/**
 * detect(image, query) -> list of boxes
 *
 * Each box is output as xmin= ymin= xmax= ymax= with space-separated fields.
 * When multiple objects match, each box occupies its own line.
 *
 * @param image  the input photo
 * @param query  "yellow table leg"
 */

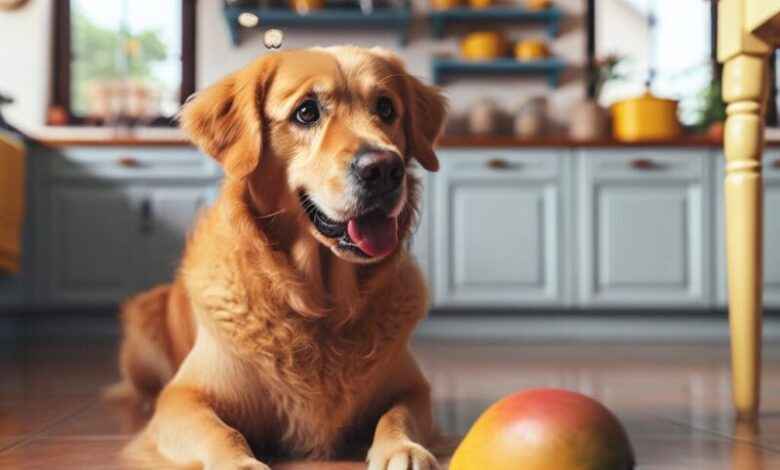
xmin=722 ymin=53 xmax=768 ymax=419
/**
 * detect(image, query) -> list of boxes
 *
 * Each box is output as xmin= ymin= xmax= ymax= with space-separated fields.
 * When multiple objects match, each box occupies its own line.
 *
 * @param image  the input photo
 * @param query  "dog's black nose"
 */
xmin=353 ymin=149 xmax=405 ymax=191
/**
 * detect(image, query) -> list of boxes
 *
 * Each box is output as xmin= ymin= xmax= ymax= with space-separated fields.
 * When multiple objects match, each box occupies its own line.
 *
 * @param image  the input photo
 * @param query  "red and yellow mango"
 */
xmin=450 ymin=388 xmax=635 ymax=470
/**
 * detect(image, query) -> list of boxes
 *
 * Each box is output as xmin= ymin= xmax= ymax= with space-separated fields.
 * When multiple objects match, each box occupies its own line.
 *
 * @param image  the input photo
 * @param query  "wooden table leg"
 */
xmin=722 ymin=53 xmax=768 ymax=419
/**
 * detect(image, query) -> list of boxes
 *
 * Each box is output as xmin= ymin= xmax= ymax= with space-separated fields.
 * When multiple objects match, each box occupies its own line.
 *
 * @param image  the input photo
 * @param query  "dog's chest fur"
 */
xmin=186 ymin=243 xmax=428 ymax=459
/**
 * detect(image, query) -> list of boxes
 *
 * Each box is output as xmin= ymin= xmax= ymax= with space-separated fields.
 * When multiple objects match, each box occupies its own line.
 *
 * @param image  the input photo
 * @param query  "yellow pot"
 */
xmin=611 ymin=92 xmax=681 ymax=142
xmin=461 ymin=32 xmax=507 ymax=60
xmin=468 ymin=0 xmax=494 ymax=9
xmin=514 ymin=40 xmax=549 ymax=61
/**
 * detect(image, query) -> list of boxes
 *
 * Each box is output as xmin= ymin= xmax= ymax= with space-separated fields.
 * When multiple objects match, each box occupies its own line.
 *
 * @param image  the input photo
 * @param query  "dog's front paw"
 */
xmin=367 ymin=440 xmax=440 ymax=470
xmin=208 ymin=456 xmax=272 ymax=470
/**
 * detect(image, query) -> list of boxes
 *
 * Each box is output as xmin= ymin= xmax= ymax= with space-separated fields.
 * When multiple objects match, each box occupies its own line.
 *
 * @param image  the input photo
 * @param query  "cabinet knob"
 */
xmin=117 ymin=156 xmax=141 ymax=168
xmin=630 ymin=158 xmax=656 ymax=170
xmin=486 ymin=158 xmax=511 ymax=169
xmin=772 ymin=159 xmax=780 ymax=169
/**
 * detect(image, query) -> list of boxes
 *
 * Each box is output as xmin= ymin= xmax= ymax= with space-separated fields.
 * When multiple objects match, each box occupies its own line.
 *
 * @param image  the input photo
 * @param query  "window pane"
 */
xmin=596 ymin=0 xmax=712 ymax=126
xmin=70 ymin=0 xmax=182 ymax=123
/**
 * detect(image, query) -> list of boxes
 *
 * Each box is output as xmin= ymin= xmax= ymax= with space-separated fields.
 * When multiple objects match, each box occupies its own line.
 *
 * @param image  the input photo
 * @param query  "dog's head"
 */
xmin=180 ymin=46 xmax=447 ymax=264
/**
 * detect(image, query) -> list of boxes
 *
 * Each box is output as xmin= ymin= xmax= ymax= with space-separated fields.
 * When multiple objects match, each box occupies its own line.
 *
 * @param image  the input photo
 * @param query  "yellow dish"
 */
xmin=514 ymin=40 xmax=549 ymax=60
xmin=611 ymin=91 xmax=681 ymax=142
xmin=461 ymin=32 xmax=507 ymax=60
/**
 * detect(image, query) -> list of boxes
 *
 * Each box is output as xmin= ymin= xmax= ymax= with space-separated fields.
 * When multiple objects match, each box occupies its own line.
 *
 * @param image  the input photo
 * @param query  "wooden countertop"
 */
xmin=436 ymin=135 xmax=736 ymax=148
xmin=28 ymin=134 xmax=780 ymax=149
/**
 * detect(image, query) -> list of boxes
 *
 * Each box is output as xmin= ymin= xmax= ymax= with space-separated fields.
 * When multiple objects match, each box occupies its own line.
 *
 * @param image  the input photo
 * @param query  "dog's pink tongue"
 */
xmin=347 ymin=213 xmax=398 ymax=258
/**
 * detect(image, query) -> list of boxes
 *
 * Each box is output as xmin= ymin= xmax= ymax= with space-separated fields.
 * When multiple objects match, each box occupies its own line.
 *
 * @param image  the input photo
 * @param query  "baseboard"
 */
xmin=0 ymin=306 xmax=119 ymax=341
xmin=415 ymin=310 xmax=780 ymax=342
xmin=4 ymin=306 xmax=780 ymax=342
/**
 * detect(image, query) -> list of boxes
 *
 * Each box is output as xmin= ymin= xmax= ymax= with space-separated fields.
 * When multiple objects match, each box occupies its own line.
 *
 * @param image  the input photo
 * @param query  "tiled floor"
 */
xmin=2 ymin=338 xmax=780 ymax=469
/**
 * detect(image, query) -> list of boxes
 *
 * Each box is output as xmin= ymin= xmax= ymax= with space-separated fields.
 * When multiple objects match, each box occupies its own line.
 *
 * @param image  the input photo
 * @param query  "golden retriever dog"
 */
xmin=108 ymin=46 xmax=447 ymax=470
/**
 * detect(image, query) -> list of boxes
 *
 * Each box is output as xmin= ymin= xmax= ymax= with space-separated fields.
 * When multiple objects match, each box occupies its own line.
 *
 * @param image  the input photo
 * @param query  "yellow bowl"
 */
xmin=514 ymin=40 xmax=549 ymax=60
xmin=611 ymin=92 xmax=681 ymax=142
xmin=461 ymin=32 xmax=507 ymax=60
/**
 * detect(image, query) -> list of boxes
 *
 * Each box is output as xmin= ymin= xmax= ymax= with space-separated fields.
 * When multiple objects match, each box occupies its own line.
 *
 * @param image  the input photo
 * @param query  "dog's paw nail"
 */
xmin=368 ymin=441 xmax=440 ymax=470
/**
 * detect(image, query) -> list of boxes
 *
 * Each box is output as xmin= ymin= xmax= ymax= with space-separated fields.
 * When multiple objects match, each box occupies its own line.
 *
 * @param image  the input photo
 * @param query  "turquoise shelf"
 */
xmin=223 ymin=6 xmax=413 ymax=46
xmin=431 ymin=57 xmax=566 ymax=86
xmin=429 ymin=7 xmax=564 ymax=38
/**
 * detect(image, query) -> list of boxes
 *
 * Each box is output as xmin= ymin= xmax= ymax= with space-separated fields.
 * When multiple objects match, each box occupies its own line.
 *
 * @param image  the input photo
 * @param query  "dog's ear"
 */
xmin=403 ymin=76 xmax=447 ymax=172
xmin=179 ymin=56 xmax=274 ymax=180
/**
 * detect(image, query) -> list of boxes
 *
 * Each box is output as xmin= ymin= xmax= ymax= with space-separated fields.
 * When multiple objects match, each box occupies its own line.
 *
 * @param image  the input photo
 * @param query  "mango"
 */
xmin=450 ymin=388 xmax=635 ymax=470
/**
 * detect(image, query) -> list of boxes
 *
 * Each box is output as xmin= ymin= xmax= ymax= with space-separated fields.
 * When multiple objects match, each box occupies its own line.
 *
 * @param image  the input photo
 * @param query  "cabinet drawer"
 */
xmin=577 ymin=150 xmax=712 ymax=307
xmin=50 ymin=147 xmax=220 ymax=180
xmin=582 ymin=149 xmax=706 ymax=180
xmin=437 ymin=148 xmax=563 ymax=179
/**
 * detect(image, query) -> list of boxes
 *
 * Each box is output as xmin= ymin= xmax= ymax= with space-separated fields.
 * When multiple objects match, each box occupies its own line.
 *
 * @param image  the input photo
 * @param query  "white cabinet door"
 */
xmin=578 ymin=150 xmax=712 ymax=307
xmin=48 ymin=186 xmax=140 ymax=303
xmin=433 ymin=150 xmax=570 ymax=307
xmin=138 ymin=185 xmax=213 ymax=288
xmin=716 ymin=151 xmax=780 ymax=307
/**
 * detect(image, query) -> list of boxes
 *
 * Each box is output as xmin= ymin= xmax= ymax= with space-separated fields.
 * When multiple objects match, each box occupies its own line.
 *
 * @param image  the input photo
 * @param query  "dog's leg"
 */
xmin=367 ymin=384 xmax=440 ymax=470
xmin=148 ymin=385 xmax=269 ymax=470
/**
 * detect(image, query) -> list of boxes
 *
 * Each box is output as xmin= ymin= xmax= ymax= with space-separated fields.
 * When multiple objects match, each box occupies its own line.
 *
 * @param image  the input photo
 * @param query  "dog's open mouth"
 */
xmin=299 ymin=193 xmax=399 ymax=259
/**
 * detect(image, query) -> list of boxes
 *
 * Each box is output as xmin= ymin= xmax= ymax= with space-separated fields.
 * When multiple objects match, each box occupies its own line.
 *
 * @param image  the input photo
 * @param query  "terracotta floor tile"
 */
xmin=0 ymin=397 xmax=92 ymax=437
xmin=0 ymin=436 xmax=130 ymax=470
xmin=3 ymin=338 xmax=780 ymax=468
xmin=631 ymin=436 xmax=780 ymax=470
xmin=42 ymin=401 xmax=152 ymax=438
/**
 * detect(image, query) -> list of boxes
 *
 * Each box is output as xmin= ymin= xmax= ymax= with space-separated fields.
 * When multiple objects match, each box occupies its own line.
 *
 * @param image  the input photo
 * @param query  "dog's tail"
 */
xmin=103 ymin=284 xmax=176 ymax=404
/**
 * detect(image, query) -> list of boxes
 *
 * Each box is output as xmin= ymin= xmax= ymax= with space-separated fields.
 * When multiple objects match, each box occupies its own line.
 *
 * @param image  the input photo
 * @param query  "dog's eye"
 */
xmin=294 ymin=100 xmax=320 ymax=125
xmin=376 ymin=97 xmax=395 ymax=122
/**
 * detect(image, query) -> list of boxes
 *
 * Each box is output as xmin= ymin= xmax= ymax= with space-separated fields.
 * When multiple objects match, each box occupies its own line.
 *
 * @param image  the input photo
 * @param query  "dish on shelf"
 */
xmin=460 ymin=31 xmax=507 ymax=60
xmin=514 ymin=39 xmax=549 ymax=60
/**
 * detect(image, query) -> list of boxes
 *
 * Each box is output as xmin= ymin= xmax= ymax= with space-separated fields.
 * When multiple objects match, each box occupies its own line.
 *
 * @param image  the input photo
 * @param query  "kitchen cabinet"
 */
xmin=431 ymin=150 xmax=571 ymax=307
xmin=576 ymin=150 xmax=712 ymax=307
xmin=36 ymin=147 xmax=220 ymax=306
xmin=716 ymin=150 xmax=780 ymax=307
xmin=48 ymin=185 xmax=140 ymax=303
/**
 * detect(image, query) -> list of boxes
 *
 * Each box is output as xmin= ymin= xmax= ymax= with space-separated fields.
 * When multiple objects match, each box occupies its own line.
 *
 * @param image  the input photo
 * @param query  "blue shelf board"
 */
xmin=432 ymin=57 xmax=566 ymax=87
xmin=224 ymin=6 xmax=413 ymax=46
xmin=429 ymin=7 xmax=564 ymax=38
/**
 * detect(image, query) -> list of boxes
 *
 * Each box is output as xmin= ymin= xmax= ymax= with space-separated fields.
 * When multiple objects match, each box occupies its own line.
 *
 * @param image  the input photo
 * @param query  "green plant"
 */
xmin=588 ymin=54 xmax=625 ymax=102
xmin=689 ymin=78 xmax=726 ymax=132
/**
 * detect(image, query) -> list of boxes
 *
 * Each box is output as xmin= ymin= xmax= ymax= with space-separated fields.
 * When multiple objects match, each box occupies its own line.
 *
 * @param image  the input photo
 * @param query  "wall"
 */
xmin=0 ymin=0 xmax=53 ymax=132
xmin=0 ymin=0 xmax=586 ymax=133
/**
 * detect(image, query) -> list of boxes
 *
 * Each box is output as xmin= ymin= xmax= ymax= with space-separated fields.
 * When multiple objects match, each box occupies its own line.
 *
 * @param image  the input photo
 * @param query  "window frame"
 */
xmin=51 ymin=0 xmax=196 ymax=127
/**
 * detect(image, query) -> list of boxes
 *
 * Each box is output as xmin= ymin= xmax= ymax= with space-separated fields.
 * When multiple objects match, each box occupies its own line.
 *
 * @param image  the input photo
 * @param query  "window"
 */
xmin=593 ymin=0 xmax=713 ymax=126
xmin=52 ymin=0 xmax=195 ymax=126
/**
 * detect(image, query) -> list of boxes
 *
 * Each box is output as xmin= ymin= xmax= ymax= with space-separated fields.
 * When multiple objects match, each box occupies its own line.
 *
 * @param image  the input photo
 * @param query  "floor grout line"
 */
xmin=0 ymin=398 xmax=97 ymax=455
xmin=645 ymin=412 xmax=780 ymax=454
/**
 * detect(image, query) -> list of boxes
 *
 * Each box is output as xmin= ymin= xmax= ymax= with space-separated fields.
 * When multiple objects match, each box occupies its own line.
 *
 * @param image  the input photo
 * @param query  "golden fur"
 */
xmin=109 ymin=46 xmax=448 ymax=470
